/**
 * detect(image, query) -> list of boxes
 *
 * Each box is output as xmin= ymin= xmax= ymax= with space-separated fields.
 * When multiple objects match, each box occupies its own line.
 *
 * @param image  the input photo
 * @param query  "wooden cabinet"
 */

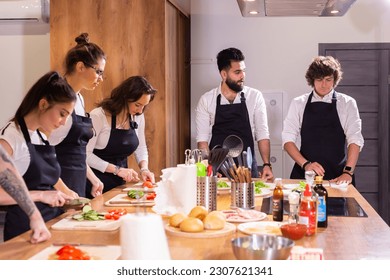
xmin=50 ymin=0 xmax=190 ymax=177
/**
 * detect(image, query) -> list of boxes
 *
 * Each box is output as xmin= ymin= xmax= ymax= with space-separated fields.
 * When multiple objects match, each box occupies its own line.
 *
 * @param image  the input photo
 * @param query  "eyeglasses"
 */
xmin=83 ymin=61 xmax=104 ymax=77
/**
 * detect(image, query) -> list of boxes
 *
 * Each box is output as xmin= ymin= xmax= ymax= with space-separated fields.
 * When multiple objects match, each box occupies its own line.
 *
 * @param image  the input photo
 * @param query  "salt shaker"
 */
xmin=288 ymin=191 xmax=300 ymax=224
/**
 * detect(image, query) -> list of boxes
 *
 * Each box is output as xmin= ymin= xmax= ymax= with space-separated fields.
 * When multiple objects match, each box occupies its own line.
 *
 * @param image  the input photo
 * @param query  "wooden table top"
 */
xmin=0 ymin=179 xmax=389 ymax=260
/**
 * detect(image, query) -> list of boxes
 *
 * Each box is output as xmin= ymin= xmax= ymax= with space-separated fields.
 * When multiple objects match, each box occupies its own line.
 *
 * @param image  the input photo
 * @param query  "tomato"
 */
xmin=146 ymin=192 xmax=156 ymax=200
xmin=55 ymin=245 xmax=91 ymax=260
xmin=105 ymin=208 xmax=127 ymax=220
xmin=143 ymin=181 xmax=154 ymax=189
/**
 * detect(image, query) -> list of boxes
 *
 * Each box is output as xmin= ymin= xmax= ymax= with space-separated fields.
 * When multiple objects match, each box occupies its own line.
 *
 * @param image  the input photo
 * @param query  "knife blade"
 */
xmin=247 ymin=147 xmax=253 ymax=170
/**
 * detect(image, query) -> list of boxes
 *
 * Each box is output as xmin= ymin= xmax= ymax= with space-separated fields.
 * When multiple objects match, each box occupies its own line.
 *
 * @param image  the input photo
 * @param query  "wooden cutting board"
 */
xmin=104 ymin=194 xmax=155 ymax=207
xmin=51 ymin=215 xmax=121 ymax=231
xmin=164 ymin=222 xmax=236 ymax=238
xmin=29 ymin=245 xmax=121 ymax=260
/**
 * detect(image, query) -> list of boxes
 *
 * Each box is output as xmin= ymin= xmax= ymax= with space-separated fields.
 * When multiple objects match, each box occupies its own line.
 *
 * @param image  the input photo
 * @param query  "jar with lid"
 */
xmin=299 ymin=184 xmax=317 ymax=236
xmin=313 ymin=175 xmax=328 ymax=228
xmin=272 ymin=178 xmax=284 ymax=222
xmin=288 ymin=191 xmax=300 ymax=224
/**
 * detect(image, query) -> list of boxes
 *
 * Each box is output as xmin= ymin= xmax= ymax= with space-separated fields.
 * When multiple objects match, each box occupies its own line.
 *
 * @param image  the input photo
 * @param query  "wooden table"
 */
xmin=0 ymin=180 xmax=389 ymax=260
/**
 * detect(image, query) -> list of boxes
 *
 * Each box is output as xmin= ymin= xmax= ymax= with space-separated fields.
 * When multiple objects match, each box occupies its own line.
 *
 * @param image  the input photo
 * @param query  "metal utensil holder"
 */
xmin=197 ymin=176 xmax=217 ymax=211
xmin=231 ymin=182 xmax=255 ymax=209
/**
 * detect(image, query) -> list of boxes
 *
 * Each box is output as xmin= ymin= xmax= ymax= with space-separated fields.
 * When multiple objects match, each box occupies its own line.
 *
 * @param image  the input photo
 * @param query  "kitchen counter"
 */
xmin=0 ymin=180 xmax=389 ymax=260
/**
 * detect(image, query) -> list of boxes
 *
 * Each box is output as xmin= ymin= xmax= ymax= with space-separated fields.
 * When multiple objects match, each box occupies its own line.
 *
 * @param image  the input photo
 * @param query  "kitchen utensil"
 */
xmin=242 ymin=151 xmax=248 ymax=168
xmin=219 ymin=163 xmax=233 ymax=180
xmin=208 ymin=147 xmax=229 ymax=175
xmin=247 ymin=147 xmax=253 ymax=170
xmin=196 ymin=176 xmax=217 ymax=211
xmin=231 ymin=234 xmax=294 ymax=260
xmin=223 ymin=135 xmax=244 ymax=158
xmin=231 ymin=182 xmax=255 ymax=209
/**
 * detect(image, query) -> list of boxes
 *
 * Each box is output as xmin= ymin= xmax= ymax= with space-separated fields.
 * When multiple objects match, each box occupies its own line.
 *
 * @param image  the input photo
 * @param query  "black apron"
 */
xmin=86 ymin=114 xmax=139 ymax=197
xmin=55 ymin=110 xmax=94 ymax=197
xmin=290 ymin=91 xmax=352 ymax=183
xmin=4 ymin=118 xmax=63 ymax=241
xmin=209 ymin=92 xmax=258 ymax=177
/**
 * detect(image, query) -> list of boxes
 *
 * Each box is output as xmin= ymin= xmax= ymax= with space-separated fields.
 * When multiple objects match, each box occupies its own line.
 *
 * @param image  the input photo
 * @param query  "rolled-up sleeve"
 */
xmin=253 ymin=92 xmax=270 ymax=141
xmin=282 ymin=96 xmax=306 ymax=148
xmin=195 ymin=93 xmax=214 ymax=143
xmin=342 ymin=97 xmax=364 ymax=150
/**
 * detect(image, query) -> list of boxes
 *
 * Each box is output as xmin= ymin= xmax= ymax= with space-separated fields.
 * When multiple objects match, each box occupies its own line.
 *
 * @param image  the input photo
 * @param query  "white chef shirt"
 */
xmin=0 ymin=122 xmax=48 ymax=175
xmin=49 ymin=93 xmax=86 ymax=145
xmin=86 ymin=107 xmax=149 ymax=173
xmin=195 ymin=84 xmax=270 ymax=143
xmin=282 ymin=90 xmax=364 ymax=150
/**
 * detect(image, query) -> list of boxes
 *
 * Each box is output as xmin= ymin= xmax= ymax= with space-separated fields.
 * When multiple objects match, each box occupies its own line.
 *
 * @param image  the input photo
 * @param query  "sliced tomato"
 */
xmin=143 ymin=181 xmax=154 ymax=189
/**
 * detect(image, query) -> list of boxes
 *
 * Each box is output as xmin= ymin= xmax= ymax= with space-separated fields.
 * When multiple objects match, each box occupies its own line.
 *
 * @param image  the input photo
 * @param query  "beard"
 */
xmin=225 ymin=77 xmax=244 ymax=92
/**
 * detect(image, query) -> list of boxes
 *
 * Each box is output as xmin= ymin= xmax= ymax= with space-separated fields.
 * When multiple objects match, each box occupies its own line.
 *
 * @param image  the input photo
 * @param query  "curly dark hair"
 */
xmin=98 ymin=76 xmax=157 ymax=116
xmin=305 ymin=56 xmax=343 ymax=87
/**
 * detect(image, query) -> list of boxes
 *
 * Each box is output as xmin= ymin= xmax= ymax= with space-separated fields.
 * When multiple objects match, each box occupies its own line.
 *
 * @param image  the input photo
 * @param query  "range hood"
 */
xmin=237 ymin=0 xmax=357 ymax=17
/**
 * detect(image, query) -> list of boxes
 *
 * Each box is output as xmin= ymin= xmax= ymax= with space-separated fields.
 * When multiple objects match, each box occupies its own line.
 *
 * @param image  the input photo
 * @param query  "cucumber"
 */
xmin=82 ymin=205 xmax=92 ymax=213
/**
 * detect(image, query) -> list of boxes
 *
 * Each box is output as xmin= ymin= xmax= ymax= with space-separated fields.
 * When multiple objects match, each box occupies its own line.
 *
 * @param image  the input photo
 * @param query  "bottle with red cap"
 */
xmin=298 ymin=184 xmax=317 ymax=236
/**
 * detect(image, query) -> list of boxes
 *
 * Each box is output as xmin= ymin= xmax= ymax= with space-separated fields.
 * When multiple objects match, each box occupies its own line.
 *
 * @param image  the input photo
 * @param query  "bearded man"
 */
xmin=195 ymin=47 xmax=273 ymax=180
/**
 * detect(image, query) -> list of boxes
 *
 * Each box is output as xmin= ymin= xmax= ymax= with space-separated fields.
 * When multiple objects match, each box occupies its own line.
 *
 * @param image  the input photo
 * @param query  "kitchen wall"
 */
xmin=0 ymin=0 xmax=390 ymax=177
xmin=190 ymin=0 xmax=390 ymax=177
xmin=0 ymin=23 xmax=50 ymax=126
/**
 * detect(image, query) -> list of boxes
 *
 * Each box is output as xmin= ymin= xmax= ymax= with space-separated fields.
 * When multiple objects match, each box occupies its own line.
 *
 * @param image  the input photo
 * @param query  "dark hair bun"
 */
xmin=75 ymin=33 xmax=90 ymax=45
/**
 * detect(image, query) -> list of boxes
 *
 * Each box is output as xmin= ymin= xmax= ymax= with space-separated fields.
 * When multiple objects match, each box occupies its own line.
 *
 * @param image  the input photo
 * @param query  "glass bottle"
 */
xmin=272 ymin=178 xmax=284 ymax=222
xmin=313 ymin=175 xmax=328 ymax=228
xmin=299 ymin=184 xmax=317 ymax=236
xmin=288 ymin=191 xmax=300 ymax=224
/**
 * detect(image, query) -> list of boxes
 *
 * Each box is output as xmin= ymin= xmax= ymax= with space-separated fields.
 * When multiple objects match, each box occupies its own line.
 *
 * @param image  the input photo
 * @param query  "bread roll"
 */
xmin=179 ymin=217 xmax=204 ymax=232
xmin=169 ymin=212 xmax=187 ymax=228
xmin=188 ymin=206 xmax=208 ymax=220
xmin=203 ymin=214 xmax=226 ymax=230
xmin=207 ymin=211 xmax=226 ymax=221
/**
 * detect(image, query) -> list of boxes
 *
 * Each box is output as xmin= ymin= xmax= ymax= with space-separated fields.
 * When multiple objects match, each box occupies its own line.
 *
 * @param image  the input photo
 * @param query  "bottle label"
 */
xmin=272 ymin=199 xmax=283 ymax=221
xmin=317 ymin=197 xmax=326 ymax=222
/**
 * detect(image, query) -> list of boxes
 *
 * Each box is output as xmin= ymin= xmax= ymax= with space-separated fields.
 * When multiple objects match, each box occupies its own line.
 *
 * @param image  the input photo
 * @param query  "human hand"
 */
xmin=117 ymin=168 xmax=139 ymax=182
xmin=90 ymin=178 xmax=104 ymax=197
xmin=304 ymin=161 xmax=325 ymax=176
xmin=332 ymin=172 xmax=352 ymax=185
xmin=140 ymin=169 xmax=155 ymax=183
xmin=260 ymin=166 xmax=274 ymax=181
xmin=39 ymin=190 xmax=74 ymax=207
xmin=28 ymin=210 xmax=51 ymax=244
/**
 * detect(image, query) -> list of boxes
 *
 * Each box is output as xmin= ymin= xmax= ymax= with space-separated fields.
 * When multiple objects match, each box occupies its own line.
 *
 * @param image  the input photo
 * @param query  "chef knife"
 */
xmin=247 ymin=147 xmax=253 ymax=170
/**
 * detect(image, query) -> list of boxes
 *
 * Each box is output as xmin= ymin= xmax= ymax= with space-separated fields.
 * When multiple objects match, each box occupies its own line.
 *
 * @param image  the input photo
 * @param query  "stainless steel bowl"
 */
xmin=231 ymin=234 xmax=294 ymax=260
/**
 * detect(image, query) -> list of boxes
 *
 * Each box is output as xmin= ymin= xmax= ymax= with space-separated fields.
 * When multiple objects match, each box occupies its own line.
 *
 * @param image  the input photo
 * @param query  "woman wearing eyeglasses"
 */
xmin=49 ymin=33 xmax=106 ymax=198
xmin=85 ymin=76 xmax=156 ymax=196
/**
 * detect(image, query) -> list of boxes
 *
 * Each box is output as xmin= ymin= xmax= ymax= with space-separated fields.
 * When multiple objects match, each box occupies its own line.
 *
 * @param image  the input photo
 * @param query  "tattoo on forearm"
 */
xmin=0 ymin=168 xmax=35 ymax=217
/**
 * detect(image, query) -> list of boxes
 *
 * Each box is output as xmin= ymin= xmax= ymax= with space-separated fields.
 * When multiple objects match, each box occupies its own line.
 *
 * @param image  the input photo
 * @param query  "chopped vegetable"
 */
xmin=105 ymin=208 xmax=128 ymax=220
xmin=292 ymin=181 xmax=307 ymax=192
xmin=254 ymin=181 xmax=271 ymax=195
xmin=127 ymin=189 xmax=144 ymax=199
xmin=72 ymin=205 xmax=105 ymax=221
xmin=54 ymin=245 xmax=91 ymax=260
xmin=142 ymin=181 xmax=154 ymax=189
xmin=217 ymin=181 xmax=230 ymax=189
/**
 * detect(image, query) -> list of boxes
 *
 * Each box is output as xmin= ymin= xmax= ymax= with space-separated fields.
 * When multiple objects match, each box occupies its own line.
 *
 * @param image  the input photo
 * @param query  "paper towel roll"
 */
xmin=169 ymin=164 xmax=197 ymax=214
xmin=120 ymin=213 xmax=171 ymax=260
xmin=153 ymin=164 xmax=197 ymax=215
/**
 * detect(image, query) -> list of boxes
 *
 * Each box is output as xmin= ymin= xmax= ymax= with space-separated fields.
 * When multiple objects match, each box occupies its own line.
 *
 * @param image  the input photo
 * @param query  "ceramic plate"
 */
xmin=237 ymin=221 xmax=283 ymax=236
xmin=29 ymin=245 xmax=121 ymax=260
xmin=222 ymin=209 xmax=267 ymax=223
xmin=254 ymin=188 xmax=272 ymax=197
xmin=283 ymin=184 xmax=300 ymax=190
